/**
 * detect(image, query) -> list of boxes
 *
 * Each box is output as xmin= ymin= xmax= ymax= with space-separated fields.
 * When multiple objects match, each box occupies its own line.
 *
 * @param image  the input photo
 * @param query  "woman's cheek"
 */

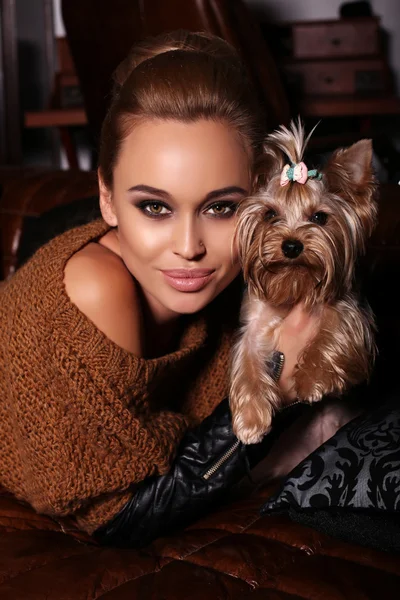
xmin=121 ymin=221 xmax=167 ymax=260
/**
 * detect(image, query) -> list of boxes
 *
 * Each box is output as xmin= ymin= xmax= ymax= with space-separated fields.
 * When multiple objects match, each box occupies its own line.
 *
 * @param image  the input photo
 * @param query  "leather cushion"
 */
xmin=1 ymin=481 xmax=400 ymax=598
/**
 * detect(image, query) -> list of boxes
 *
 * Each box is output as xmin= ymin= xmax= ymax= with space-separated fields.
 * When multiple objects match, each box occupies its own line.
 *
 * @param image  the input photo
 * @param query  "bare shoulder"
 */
xmin=64 ymin=241 xmax=142 ymax=355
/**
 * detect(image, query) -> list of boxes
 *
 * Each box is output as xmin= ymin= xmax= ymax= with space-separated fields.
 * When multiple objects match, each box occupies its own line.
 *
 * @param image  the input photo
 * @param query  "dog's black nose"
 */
xmin=282 ymin=239 xmax=304 ymax=259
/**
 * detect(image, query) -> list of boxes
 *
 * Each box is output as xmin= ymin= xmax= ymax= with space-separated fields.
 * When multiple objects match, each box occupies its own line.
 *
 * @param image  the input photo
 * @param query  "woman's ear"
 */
xmin=98 ymin=169 xmax=118 ymax=227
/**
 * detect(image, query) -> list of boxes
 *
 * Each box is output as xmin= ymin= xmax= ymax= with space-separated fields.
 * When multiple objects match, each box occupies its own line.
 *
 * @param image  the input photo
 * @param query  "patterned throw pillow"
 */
xmin=261 ymin=399 xmax=400 ymax=552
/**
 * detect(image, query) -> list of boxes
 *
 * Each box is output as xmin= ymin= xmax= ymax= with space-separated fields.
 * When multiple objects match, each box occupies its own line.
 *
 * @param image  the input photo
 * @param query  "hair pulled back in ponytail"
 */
xmin=99 ymin=30 xmax=265 ymax=189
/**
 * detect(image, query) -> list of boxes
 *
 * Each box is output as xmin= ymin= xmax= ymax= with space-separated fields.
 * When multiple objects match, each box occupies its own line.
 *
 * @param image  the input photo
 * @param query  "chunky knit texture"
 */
xmin=0 ymin=219 xmax=240 ymax=534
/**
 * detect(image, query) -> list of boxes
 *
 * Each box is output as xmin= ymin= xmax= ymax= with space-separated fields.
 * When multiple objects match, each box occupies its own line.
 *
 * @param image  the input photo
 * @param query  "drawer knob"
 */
xmin=330 ymin=37 xmax=342 ymax=46
xmin=324 ymin=76 xmax=334 ymax=84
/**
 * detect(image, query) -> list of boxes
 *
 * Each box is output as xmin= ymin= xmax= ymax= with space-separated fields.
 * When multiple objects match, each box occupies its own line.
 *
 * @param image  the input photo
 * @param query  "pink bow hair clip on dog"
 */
xmin=280 ymin=162 xmax=322 ymax=186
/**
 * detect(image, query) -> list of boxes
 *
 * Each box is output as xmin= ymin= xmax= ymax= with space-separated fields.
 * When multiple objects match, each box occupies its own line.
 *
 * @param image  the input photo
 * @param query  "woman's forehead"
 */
xmin=113 ymin=119 xmax=251 ymax=198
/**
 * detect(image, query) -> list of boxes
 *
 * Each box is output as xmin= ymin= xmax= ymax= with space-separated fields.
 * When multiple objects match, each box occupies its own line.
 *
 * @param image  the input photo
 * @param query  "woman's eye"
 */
xmin=205 ymin=202 xmax=236 ymax=217
xmin=139 ymin=201 xmax=171 ymax=217
xmin=309 ymin=211 xmax=328 ymax=225
xmin=264 ymin=209 xmax=277 ymax=220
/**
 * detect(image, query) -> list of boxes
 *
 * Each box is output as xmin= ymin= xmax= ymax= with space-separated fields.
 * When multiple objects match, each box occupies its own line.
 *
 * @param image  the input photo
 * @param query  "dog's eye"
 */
xmin=309 ymin=211 xmax=328 ymax=225
xmin=264 ymin=209 xmax=278 ymax=221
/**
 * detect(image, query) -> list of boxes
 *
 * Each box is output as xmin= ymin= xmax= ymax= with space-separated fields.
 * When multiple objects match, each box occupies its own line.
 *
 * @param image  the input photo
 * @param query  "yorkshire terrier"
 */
xmin=230 ymin=121 xmax=378 ymax=445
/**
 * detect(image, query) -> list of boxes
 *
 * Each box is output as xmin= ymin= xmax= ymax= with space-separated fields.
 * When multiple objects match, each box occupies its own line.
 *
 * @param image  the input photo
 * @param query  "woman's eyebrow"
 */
xmin=127 ymin=184 xmax=248 ymax=202
xmin=127 ymin=184 xmax=171 ymax=199
xmin=204 ymin=186 xmax=248 ymax=201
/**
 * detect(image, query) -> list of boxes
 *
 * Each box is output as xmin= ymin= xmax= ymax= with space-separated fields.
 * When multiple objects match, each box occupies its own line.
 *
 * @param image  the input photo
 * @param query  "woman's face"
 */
xmin=100 ymin=119 xmax=251 ymax=321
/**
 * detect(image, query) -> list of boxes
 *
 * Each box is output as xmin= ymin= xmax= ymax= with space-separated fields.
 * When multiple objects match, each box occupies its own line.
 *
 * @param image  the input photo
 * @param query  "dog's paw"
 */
xmin=293 ymin=368 xmax=325 ymax=403
xmin=231 ymin=393 xmax=274 ymax=445
xmin=233 ymin=414 xmax=272 ymax=445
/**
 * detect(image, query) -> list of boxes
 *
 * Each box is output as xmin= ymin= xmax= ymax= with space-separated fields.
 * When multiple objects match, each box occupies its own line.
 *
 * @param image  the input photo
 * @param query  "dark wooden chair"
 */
xmin=61 ymin=0 xmax=290 ymax=143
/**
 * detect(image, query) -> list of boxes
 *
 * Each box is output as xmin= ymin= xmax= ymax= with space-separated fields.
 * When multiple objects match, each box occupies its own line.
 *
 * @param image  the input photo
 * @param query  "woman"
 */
xmin=0 ymin=31 xmax=317 ymax=546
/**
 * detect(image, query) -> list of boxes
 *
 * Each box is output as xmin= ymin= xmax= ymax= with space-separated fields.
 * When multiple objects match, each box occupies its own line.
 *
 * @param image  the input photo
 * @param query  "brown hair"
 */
xmin=99 ymin=30 xmax=265 ymax=188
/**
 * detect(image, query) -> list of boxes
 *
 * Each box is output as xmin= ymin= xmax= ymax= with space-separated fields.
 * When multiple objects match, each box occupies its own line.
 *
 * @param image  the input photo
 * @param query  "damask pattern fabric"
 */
xmin=261 ymin=399 xmax=400 ymax=552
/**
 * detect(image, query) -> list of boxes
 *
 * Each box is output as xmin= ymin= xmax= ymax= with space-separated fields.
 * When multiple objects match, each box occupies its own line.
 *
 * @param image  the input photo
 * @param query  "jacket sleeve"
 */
xmin=92 ymin=399 xmax=305 ymax=548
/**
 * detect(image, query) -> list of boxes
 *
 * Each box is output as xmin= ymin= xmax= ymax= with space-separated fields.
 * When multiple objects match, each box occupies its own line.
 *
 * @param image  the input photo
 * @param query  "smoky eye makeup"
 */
xmin=203 ymin=200 xmax=240 ymax=218
xmin=135 ymin=199 xmax=172 ymax=218
xmin=133 ymin=198 xmax=241 ymax=220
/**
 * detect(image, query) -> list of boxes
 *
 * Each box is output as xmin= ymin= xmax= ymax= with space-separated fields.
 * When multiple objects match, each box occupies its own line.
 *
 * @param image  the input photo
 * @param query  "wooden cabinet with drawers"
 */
xmin=292 ymin=17 xmax=380 ymax=59
xmin=284 ymin=58 xmax=391 ymax=96
xmin=279 ymin=16 xmax=394 ymax=101
xmin=265 ymin=14 xmax=400 ymax=166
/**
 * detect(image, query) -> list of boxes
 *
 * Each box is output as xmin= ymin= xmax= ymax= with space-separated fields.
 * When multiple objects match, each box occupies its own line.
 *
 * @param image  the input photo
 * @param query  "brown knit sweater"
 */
xmin=0 ymin=219 xmax=240 ymax=534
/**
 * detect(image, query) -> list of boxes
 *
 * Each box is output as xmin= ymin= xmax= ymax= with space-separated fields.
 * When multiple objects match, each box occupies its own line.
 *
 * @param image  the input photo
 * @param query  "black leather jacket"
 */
xmin=93 ymin=398 xmax=305 ymax=548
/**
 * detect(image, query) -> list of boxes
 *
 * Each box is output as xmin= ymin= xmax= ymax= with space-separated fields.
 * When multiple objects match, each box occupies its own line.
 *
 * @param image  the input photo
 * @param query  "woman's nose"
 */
xmin=172 ymin=218 xmax=206 ymax=260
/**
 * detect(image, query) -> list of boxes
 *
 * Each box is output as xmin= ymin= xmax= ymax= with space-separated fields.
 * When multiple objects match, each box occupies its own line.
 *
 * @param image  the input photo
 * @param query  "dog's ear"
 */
xmin=323 ymin=139 xmax=377 ymax=239
xmin=253 ymin=145 xmax=284 ymax=190
xmin=324 ymin=139 xmax=373 ymax=191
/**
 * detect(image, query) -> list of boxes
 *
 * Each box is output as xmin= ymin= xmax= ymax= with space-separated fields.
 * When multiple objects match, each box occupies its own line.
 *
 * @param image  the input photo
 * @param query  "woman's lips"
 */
xmin=161 ymin=269 xmax=215 ymax=292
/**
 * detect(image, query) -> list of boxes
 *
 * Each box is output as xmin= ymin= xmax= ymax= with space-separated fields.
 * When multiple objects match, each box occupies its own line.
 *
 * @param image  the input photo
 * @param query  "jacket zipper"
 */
xmin=272 ymin=352 xmax=285 ymax=382
xmin=202 ymin=439 xmax=240 ymax=480
xmin=280 ymin=398 xmax=303 ymax=411
xmin=201 ymin=398 xmax=304 ymax=480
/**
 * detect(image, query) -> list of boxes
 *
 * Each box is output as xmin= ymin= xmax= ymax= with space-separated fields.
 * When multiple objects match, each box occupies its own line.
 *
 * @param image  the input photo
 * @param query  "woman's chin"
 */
xmin=167 ymin=296 xmax=212 ymax=315
xmin=164 ymin=288 xmax=217 ymax=315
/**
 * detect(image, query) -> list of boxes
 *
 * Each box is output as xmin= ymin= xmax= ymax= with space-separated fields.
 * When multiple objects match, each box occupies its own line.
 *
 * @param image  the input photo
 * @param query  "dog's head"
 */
xmin=236 ymin=121 xmax=377 ymax=307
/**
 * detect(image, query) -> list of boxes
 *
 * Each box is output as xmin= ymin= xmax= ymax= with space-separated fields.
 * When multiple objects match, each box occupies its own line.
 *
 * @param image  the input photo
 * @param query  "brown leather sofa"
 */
xmin=1 ymin=168 xmax=400 ymax=598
